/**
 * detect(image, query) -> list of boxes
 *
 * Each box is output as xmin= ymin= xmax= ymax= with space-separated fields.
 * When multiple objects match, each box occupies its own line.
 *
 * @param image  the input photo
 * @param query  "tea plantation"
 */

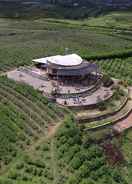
xmin=0 ymin=11 xmax=132 ymax=184
xmin=0 ymin=76 xmax=68 ymax=168
xmin=0 ymin=117 xmax=129 ymax=184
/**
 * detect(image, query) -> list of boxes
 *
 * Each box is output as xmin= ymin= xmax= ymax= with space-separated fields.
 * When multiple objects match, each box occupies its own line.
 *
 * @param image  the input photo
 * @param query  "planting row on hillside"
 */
xmin=95 ymin=57 xmax=132 ymax=85
xmin=0 ymin=17 xmax=132 ymax=72
xmin=0 ymin=76 xmax=68 ymax=168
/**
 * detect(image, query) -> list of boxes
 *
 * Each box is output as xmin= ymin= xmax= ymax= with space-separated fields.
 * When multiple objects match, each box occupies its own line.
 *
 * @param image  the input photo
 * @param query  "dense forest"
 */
xmin=0 ymin=0 xmax=132 ymax=18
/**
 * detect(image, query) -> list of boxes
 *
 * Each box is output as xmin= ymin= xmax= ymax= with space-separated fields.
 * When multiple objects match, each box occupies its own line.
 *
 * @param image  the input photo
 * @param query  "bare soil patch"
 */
xmin=113 ymin=112 xmax=132 ymax=132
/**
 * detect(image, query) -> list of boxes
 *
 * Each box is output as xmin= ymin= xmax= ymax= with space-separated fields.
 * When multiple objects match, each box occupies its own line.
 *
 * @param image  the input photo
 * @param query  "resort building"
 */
xmin=33 ymin=54 xmax=99 ymax=83
xmin=7 ymin=53 xmax=113 ymax=108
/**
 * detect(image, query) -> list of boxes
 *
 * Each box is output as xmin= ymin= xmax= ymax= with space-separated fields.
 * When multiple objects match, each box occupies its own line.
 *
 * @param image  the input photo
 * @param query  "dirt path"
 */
xmin=47 ymin=123 xmax=61 ymax=138
xmin=0 ymin=121 xmax=62 ymax=176
xmin=27 ymin=122 xmax=62 ymax=153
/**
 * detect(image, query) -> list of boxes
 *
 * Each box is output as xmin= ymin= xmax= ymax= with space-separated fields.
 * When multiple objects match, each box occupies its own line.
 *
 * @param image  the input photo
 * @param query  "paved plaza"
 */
xmin=56 ymin=86 xmax=113 ymax=107
xmin=7 ymin=67 xmax=114 ymax=107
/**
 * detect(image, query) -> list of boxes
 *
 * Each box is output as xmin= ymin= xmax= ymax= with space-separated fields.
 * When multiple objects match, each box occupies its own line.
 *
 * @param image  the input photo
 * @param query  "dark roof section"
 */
xmin=55 ymin=62 xmax=99 ymax=76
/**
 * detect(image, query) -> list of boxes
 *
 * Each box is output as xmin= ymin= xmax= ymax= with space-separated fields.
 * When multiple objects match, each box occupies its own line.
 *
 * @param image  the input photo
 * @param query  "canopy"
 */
xmin=33 ymin=54 xmax=83 ymax=66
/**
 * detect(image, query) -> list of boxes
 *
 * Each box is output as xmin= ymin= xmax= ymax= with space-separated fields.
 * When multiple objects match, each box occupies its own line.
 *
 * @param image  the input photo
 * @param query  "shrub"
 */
xmin=102 ymin=74 xmax=113 ymax=87
xmin=98 ymin=102 xmax=107 ymax=111
xmin=70 ymin=156 xmax=82 ymax=170
xmin=15 ymin=162 xmax=24 ymax=170
xmin=80 ymin=178 xmax=95 ymax=184
xmin=112 ymin=169 xmax=124 ymax=183
xmin=0 ymin=179 xmax=13 ymax=184
xmin=66 ymin=175 xmax=79 ymax=184
xmin=8 ymin=170 xmax=18 ymax=180
xmin=22 ymin=173 xmax=31 ymax=181
xmin=42 ymin=144 xmax=49 ymax=151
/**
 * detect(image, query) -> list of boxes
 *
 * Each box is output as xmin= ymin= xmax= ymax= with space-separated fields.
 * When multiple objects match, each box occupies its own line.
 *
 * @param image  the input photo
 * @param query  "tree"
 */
xmin=77 ymin=164 xmax=90 ymax=178
xmin=102 ymin=74 xmax=113 ymax=87
xmin=82 ymin=134 xmax=94 ymax=148
xmin=70 ymin=156 xmax=82 ymax=170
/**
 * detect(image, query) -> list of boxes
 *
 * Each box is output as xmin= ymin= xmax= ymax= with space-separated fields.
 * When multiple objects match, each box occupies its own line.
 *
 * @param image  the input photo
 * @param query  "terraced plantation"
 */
xmin=0 ymin=11 xmax=132 ymax=184
xmin=0 ymin=76 xmax=69 ymax=168
xmin=0 ymin=16 xmax=132 ymax=73
xmin=96 ymin=57 xmax=132 ymax=85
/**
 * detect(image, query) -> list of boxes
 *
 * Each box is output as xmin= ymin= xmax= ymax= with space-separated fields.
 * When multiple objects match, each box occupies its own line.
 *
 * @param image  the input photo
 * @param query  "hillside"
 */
xmin=0 ymin=76 xmax=69 ymax=169
xmin=0 ymin=11 xmax=132 ymax=184
xmin=0 ymin=116 xmax=131 ymax=184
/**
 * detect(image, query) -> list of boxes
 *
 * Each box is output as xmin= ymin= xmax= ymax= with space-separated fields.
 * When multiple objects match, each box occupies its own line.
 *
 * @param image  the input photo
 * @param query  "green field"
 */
xmin=86 ymin=11 xmax=132 ymax=29
xmin=0 ymin=16 xmax=132 ymax=70
xmin=0 ymin=16 xmax=132 ymax=84
xmin=0 ymin=11 xmax=132 ymax=184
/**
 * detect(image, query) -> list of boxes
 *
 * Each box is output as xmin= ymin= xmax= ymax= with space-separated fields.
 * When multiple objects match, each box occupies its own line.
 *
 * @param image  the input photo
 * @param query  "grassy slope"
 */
xmin=45 ymin=10 xmax=132 ymax=30
xmin=86 ymin=11 xmax=132 ymax=29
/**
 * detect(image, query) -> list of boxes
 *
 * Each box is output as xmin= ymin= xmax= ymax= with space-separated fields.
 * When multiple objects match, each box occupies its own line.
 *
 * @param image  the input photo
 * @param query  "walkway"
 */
xmin=84 ymin=87 xmax=132 ymax=130
xmin=113 ymin=87 xmax=132 ymax=133
xmin=113 ymin=112 xmax=132 ymax=132
xmin=57 ymin=86 xmax=113 ymax=107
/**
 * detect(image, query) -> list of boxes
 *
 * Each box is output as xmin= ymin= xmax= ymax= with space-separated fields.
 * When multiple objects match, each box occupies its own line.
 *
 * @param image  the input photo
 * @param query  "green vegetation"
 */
xmin=0 ymin=16 xmax=131 ymax=73
xmin=0 ymin=11 xmax=132 ymax=184
xmin=0 ymin=1 xmax=107 ymax=19
xmin=0 ymin=117 xmax=128 ymax=184
xmin=86 ymin=11 xmax=132 ymax=30
xmin=0 ymin=76 xmax=68 ymax=167
xmin=84 ymin=88 xmax=130 ymax=130
xmin=96 ymin=57 xmax=132 ymax=85
xmin=0 ymin=15 xmax=131 ymax=84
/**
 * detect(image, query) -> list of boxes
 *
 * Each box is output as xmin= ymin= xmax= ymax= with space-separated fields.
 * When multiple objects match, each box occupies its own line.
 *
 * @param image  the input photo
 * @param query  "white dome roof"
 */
xmin=48 ymin=54 xmax=83 ymax=66
xmin=33 ymin=54 xmax=83 ymax=66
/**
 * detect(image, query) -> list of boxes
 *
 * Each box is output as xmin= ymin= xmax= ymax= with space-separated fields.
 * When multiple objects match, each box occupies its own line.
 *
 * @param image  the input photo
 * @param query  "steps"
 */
xmin=113 ymin=87 xmax=132 ymax=132
xmin=56 ymin=79 xmax=102 ymax=99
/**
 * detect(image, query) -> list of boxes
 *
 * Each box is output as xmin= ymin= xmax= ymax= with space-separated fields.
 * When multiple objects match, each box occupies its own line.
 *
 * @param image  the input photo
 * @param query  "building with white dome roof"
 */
xmin=33 ymin=54 xmax=99 ymax=80
xmin=7 ymin=53 xmax=115 ymax=109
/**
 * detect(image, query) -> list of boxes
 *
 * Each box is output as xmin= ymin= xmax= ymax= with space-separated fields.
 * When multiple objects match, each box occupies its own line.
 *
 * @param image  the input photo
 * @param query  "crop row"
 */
xmin=0 ymin=77 xmax=68 ymax=167
xmin=96 ymin=57 xmax=132 ymax=85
